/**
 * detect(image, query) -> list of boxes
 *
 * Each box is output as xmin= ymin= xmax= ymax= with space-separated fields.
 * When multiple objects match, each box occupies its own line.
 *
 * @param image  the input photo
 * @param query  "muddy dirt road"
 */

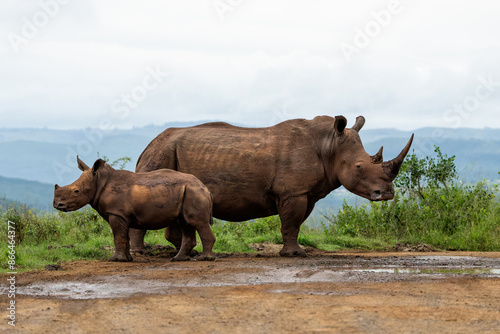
xmin=2 ymin=247 xmax=500 ymax=333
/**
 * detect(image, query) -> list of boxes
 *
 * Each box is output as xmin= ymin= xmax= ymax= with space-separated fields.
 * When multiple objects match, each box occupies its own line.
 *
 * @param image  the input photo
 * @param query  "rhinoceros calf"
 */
xmin=53 ymin=156 xmax=216 ymax=262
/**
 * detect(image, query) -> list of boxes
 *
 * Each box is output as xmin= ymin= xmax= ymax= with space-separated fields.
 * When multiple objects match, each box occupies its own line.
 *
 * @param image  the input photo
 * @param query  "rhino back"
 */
xmin=136 ymin=118 xmax=335 ymax=221
xmin=103 ymin=169 xmax=204 ymax=229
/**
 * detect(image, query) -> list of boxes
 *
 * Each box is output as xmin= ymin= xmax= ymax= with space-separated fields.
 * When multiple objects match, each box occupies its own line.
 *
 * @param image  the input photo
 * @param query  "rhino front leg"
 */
xmin=278 ymin=196 xmax=311 ymax=257
xmin=108 ymin=215 xmax=133 ymax=262
xmin=129 ymin=228 xmax=148 ymax=253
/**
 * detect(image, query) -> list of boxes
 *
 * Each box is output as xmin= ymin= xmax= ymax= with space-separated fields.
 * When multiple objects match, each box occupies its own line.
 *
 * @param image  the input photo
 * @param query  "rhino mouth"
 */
xmin=370 ymin=190 xmax=394 ymax=201
xmin=54 ymin=201 xmax=68 ymax=212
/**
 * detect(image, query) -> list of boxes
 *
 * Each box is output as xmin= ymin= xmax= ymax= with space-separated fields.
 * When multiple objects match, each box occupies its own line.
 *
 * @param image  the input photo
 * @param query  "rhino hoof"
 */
xmin=171 ymin=255 xmax=191 ymax=262
xmin=279 ymin=248 xmax=307 ymax=257
xmin=189 ymin=249 xmax=200 ymax=257
xmin=108 ymin=254 xmax=133 ymax=262
xmin=195 ymin=254 xmax=216 ymax=261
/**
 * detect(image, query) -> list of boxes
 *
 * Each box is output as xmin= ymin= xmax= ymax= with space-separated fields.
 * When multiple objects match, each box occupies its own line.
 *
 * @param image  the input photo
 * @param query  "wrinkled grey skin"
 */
xmin=130 ymin=115 xmax=413 ymax=257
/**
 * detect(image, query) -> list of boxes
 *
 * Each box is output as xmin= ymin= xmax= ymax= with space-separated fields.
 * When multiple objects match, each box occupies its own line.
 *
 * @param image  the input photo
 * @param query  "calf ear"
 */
xmin=91 ymin=159 xmax=106 ymax=175
xmin=77 ymin=156 xmax=90 ymax=171
xmin=334 ymin=115 xmax=347 ymax=135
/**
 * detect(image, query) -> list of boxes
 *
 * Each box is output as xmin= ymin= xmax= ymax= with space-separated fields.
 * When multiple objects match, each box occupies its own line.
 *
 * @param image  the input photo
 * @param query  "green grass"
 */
xmin=323 ymin=181 xmax=500 ymax=251
xmin=0 ymin=205 xmax=115 ymax=273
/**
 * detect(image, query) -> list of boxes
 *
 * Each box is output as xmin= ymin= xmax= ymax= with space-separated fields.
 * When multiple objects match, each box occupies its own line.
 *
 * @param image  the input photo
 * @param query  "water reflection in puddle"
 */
xmin=354 ymin=268 xmax=500 ymax=275
xmin=13 ymin=266 xmax=500 ymax=300
xmin=8 ymin=255 xmax=500 ymax=300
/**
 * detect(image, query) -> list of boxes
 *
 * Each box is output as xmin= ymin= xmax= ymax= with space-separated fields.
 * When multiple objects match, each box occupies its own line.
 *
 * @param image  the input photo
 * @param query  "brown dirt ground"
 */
xmin=1 ymin=248 xmax=500 ymax=334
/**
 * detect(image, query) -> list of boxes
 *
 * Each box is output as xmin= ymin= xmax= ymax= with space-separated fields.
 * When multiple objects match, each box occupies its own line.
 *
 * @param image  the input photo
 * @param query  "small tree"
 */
xmin=96 ymin=153 xmax=132 ymax=170
xmin=394 ymin=146 xmax=457 ymax=199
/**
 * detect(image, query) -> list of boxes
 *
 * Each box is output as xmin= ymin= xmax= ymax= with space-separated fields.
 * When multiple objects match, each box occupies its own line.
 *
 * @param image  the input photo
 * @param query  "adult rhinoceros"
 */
xmin=130 ymin=115 xmax=413 ymax=257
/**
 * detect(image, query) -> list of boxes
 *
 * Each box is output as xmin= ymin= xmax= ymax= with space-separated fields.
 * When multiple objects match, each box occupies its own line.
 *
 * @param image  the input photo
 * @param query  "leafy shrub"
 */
xmin=325 ymin=147 xmax=500 ymax=250
xmin=1 ymin=203 xmax=60 ymax=244
xmin=59 ymin=207 xmax=111 ymax=242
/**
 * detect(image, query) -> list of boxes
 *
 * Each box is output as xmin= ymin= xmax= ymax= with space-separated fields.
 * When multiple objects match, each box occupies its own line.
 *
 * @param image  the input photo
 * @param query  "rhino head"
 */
xmin=53 ymin=156 xmax=107 ymax=212
xmin=332 ymin=116 xmax=414 ymax=201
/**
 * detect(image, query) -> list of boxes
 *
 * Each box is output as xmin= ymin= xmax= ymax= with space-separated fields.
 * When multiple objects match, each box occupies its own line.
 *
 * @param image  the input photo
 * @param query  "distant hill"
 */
xmin=0 ymin=175 xmax=54 ymax=210
xmin=0 ymin=121 xmax=499 ymax=215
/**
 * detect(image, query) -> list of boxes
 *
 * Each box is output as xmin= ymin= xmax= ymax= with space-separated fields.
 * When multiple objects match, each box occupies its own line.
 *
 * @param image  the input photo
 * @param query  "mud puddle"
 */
xmin=12 ymin=254 xmax=500 ymax=299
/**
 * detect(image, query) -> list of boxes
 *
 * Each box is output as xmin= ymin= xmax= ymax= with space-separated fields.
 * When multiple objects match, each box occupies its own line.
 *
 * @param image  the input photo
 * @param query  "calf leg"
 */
xmin=167 ymin=221 xmax=199 ymax=257
xmin=171 ymin=222 xmax=197 ymax=261
xmin=130 ymin=224 xmax=186 ymax=254
xmin=164 ymin=224 xmax=182 ymax=249
xmin=182 ymin=188 xmax=216 ymax=261
xmin=108 ymin=215 xmax=133 ymax=262
xmin=278 ymin=196 xmax=311 ymax=257
xmin=187 ymin=219 xmax=216 ymax=261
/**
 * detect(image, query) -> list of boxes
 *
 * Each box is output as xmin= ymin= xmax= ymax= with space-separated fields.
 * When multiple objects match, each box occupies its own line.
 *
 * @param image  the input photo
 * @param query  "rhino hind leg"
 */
xmin=278 ymin=196 xmax=312 ymax=257
xmin=171 ymin=222 xmax=197 ymax=261
xmin=164 ymin=224 xmax=183 ymax=250
xmin=191 ymin=221 xmax=216 ymax=261
xmin=165 ymin=222 xmax=200 ymax=257
xmin=179 ymin=188 xmax=216 ymax=261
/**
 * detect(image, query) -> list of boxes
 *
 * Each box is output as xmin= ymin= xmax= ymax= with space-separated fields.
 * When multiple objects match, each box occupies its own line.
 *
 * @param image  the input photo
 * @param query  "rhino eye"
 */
xmin=74 ymin=189 xmax=80 ymax=194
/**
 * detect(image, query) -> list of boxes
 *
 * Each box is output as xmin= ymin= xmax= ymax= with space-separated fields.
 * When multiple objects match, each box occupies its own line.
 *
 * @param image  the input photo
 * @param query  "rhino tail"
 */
xmin=209 ymin=192 xmax=214 ymax=226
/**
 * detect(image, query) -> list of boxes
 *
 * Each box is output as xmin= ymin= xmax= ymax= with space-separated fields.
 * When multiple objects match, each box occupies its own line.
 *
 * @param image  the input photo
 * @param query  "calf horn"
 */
xmin=370 ymin=146 xmax=384 ymax=164
xmin=382 ymin=134 xmax=414 ymax=179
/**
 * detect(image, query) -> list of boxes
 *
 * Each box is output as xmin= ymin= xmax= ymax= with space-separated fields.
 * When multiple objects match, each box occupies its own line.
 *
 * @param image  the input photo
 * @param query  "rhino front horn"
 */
xmin=382 ymin=134 xmax=414 ymax=180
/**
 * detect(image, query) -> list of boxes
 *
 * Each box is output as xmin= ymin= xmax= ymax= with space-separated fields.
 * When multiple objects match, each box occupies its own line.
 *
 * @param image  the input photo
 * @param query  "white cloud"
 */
xmin=1 ymin=0 xmax=500 ymax=130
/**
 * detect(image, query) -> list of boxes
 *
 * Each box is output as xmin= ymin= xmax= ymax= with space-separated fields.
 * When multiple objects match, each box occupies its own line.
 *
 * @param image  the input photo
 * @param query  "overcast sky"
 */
xmin=1 ymin=0 xmax=499 ymax=130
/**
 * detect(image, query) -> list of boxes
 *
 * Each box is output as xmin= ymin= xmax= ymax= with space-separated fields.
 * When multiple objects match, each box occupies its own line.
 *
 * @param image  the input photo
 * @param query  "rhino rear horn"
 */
xmin=352 ymin=116 xmax=365 ymax=132
xmin=382 ymin=134 xmax=414 ymax=179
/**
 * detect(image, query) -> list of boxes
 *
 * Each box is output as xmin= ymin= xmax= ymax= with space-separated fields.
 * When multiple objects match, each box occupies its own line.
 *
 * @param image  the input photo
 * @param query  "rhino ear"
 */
xmin=54 ymin=184 xmax=60 ymax=190
xmin=333 ymin=116 xmax=347 ymax=135
xmin=91 ymin=159 xmax=106 ymax=175
xmin=77 ymin=156 xmax=90 ymax=171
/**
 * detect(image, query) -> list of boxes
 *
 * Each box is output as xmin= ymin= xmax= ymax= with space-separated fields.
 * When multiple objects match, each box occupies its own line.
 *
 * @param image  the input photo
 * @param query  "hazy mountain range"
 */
xmin=1 ymin=121 xmax=499 ymax=218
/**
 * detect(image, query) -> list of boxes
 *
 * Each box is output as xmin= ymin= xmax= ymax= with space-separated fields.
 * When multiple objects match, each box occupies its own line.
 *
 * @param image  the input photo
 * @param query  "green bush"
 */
xmin=324 ymin=147 xmax=500 ymax=251
xmin=1 ymin=203 xmax=60 ymax=245
xmin=0 ymin=203 xmax=114 ymax=271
